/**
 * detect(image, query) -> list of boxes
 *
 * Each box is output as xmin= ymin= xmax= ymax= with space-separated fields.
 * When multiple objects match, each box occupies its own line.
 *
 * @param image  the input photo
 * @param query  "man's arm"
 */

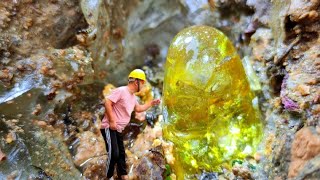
xmin=134 ymin=99 xmax=161 ymax=113
xmin=105 ymin=99 xmax=117 ymax=130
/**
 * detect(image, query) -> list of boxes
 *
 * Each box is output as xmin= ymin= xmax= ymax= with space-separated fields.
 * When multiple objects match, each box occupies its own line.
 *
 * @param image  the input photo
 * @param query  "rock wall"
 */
xmin=249 ymin=0 xmax=320 ymax=179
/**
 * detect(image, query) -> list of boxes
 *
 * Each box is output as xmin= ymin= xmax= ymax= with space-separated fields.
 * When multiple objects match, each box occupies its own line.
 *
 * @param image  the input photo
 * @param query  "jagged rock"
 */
xmin=74 ymin=131 xmax=107 ymax=179
xmin=287 ymin=0 xmax=320 ymax=23
xmin=125 ymin=121 xmax=166 ymax=179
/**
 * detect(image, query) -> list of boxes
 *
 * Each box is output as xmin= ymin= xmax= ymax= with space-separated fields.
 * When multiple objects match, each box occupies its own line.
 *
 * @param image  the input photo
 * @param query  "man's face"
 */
xmin=136 ymin=79 xmax=146 ymax=91
xmin=139 ymin=80 xmax=145 ymax=86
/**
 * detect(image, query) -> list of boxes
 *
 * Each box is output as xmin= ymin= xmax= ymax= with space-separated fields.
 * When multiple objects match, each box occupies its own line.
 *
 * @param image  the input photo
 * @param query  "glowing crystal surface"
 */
xmin=162 ymin=26 xmax=263 ymax=178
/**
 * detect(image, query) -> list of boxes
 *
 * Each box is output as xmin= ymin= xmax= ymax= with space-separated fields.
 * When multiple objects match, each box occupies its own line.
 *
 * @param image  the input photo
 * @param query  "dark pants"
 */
xmin=101 ymin=129 xmax=127 ymax=178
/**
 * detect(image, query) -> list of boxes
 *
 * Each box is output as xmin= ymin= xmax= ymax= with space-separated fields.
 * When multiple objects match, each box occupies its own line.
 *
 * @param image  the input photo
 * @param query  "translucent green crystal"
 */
xmin=163 ymin=26 xmax=263 ymax=178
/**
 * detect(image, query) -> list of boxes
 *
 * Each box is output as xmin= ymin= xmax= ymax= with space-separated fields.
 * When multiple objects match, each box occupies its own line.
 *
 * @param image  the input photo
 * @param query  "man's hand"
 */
xmin=109 ymin=120 xmax=117 ymax=130
xmin=151 ymin=99 xmax=161 ymax=106
xmin=135 ymin=99 xmax=161 ymax=112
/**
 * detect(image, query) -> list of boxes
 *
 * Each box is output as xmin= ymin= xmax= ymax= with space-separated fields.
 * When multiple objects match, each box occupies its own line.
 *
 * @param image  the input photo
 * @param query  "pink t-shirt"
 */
xmin=101 ymin=86 xmax=138 ymax=132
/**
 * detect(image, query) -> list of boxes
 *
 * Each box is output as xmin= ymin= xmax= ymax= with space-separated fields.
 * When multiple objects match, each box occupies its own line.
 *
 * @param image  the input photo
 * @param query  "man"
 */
xmin=100 ymin=69 xmax=161 ymax=179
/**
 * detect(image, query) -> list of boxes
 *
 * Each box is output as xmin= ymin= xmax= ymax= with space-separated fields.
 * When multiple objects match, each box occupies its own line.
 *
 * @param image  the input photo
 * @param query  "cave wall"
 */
xmin=0 ymin=0 xmax=319 ymax=179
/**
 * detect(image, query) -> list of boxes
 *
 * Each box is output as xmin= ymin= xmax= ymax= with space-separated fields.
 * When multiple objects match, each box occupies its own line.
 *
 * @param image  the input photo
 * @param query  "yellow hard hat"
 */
xmin=128 ymin=69 xmax=146 ymax=81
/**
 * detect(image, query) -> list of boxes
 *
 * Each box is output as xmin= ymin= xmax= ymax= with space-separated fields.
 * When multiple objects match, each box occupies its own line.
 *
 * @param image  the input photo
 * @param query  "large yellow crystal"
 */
xmin=163 ymin=26 xmax=263 ymax=178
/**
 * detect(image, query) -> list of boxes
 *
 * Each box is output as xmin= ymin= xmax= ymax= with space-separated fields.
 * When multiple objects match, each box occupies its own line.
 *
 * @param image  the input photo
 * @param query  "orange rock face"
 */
xmin=288 ymin=127 xmax=320 ymax=178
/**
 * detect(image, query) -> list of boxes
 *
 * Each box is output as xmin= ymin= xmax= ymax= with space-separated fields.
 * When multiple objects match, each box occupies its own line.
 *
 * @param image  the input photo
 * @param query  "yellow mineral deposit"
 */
xmin=135 ymin=82 xmax=154 ymax=103
xmin=163 ymin=25 xmax=263 ymax=178
xmin=102 ymin=84 xmax=116 ymax=99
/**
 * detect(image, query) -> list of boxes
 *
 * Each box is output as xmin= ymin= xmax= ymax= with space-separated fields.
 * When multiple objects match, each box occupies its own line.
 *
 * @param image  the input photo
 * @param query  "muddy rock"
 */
xmin=287 ymin=0 xmax=320 ymax=23
xmin=133 ymin=148 xmax=166 ymax=179
xmin=247 ymin=0 xmax=320 ymax=179
xmin=288 ymin=127 xmax=320 ymax=178
xmin=0 ymin=0 xmax=87 ymax=53
xmin=73 ymin=131 xmax=105 ymax=167
xmin=232 ymin=165 xmax=253 ymax=179
xmin=126 ymin=121 xmax=167 ymax=179
xmin=74 ymin=131 xmax=107 ymax=178
xmin=280 ymin=40 xmax=320 ymax=125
